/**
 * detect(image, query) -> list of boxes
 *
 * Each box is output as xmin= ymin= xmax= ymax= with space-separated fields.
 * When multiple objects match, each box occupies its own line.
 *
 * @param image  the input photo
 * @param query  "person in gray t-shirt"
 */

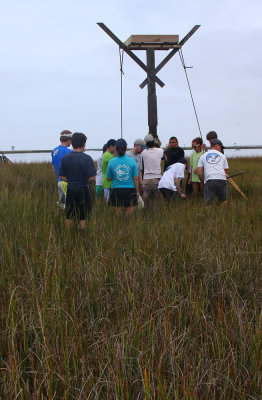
xmin=126 ymin=138 xmax=146 ymax=194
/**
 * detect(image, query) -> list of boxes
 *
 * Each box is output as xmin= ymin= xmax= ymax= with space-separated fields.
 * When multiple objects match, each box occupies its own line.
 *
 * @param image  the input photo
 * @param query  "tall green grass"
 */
xmin=0 ymin=159 xmax=261 ymax=399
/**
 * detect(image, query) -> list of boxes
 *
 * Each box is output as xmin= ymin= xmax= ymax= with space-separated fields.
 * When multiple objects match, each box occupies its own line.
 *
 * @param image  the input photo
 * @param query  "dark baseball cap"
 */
xmin=211 ymin=139 xmax=224 ymax=148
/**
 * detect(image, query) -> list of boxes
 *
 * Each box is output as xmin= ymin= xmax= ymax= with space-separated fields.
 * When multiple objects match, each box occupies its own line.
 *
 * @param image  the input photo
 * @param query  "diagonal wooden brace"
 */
xmin=139 ymin=25 xmax=200 ymax=89
xmin=97 ymin=23 xmax=165 ymax=88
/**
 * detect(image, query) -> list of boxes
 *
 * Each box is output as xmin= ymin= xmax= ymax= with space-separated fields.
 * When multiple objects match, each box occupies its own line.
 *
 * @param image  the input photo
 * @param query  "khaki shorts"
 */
xmin=142 ymin=178 xmax=160 ymax=203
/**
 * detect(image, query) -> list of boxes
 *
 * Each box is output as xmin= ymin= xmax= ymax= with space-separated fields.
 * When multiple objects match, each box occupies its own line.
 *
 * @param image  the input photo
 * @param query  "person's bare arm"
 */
xmin=174 ymin=178 xmax=186 ymax=199
xmin=198 ymin=166 xmax=204 ymax=182
xmin=138 ymin=170 xmax=143 ymax=195
xmin=133 ymin=176 xmax=140 ymax=198
xmin=88 ymin=176 xmax=96 ymax=183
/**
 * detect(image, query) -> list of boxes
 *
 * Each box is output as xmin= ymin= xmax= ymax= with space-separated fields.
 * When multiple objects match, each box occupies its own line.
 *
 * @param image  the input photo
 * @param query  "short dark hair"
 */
xmin=106 ymin=139 xmax=116 ymax=148
xmin=206 ymin=131 xmax=217 ymax=141
xmin=71 ymin=132 xmax=87 ymax=149
xmin=146 ymin=140 xmax=155 ymax=148
xmin=102 ymin=144 xmax=107 ymax=153
xmin=169 ymin=136 xmax=178 ymax=141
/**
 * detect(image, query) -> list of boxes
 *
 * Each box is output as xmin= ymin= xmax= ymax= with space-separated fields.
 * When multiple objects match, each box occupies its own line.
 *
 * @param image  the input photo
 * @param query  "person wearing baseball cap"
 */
xmin=141 ymin=134 xmax=164 ymax=205
xmin=51 ymin=130 xmax=72 ymax=208
xmin=210 ymin=138 xmax=224 ymax=153
xmin=106 ymin=139 xmax=139 ymax=215
xmin=126 ymin=138 xmax=146 ymax=195
xmin=198 ymin=139 xmax=228 ymax=206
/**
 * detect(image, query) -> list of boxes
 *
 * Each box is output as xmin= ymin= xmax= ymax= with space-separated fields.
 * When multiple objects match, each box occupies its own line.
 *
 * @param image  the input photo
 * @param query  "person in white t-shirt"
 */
xmin=141 ymin=134 xmax=164 ymax=204
xmin=198 ymin=139 xmax=228 ymax=206
xmin=158 ymin=158 xmax=187 ymax=201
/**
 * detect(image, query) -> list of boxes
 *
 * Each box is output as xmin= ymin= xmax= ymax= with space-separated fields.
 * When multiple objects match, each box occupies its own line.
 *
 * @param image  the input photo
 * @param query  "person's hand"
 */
xmin=193 ymin=167 xmax=198 ymax=174
xmin=180 ymin=193 xmax=186 ymax=199
xmin=188 ymin=179 xmax=191 ymax=185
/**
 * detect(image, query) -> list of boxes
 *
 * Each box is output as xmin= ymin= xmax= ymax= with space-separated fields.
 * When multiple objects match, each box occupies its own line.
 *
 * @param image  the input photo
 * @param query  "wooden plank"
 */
xmin=97 ymin=23 xmax=165 ymax=88
xmin=125 ymin=34 xmax=179 ymax=46
xmin=139 ymin=25 xmax=200 ymax=89
xmin=127 ymin=45 xmax=180 ymax=50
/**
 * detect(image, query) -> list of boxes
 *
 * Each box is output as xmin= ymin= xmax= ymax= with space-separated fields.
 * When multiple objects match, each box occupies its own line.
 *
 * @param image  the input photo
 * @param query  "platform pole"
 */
xmin=146 ymin=49 xmax=158 ymax=138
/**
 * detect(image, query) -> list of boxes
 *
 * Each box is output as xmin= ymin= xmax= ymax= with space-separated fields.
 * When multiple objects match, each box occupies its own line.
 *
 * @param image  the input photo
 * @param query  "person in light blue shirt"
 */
xmin=107 ymin=139 xmax=139 ymax=215
xmin=51 ymin=130 xmax=72 ymax=208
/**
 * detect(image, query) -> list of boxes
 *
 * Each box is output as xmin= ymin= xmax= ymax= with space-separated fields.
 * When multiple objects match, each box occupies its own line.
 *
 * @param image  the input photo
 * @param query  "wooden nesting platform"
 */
xmin=124 ymin=34 xmax=180 ymax=50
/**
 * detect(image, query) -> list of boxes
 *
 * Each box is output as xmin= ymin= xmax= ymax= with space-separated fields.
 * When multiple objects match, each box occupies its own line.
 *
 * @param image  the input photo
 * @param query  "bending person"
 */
xmin=107 ymin=139 xmax=139 ymax=215
xmin=158 ymin=158 xmax=188 ymax=201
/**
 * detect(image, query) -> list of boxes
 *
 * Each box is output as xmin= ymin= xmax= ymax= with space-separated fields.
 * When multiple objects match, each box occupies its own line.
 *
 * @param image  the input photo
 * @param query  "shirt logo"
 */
xmin=115 ymin=164 xmax=130 ymax=181
xmin=206 ymin=153 xmax=221 ymax=164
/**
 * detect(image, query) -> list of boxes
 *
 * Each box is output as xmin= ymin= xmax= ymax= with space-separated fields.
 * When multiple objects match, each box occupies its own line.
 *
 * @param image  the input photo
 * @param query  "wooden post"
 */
xmin=146 ymin=49 xmax=158 ymax=137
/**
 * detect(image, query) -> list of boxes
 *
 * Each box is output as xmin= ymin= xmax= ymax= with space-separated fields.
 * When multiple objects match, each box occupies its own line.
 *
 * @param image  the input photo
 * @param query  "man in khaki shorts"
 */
xmin=141 ymin=134 xmax=164 ymax=205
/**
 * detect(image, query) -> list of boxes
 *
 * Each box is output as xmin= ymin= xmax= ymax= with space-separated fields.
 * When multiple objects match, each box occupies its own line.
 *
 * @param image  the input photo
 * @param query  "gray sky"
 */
xmin=0 ymin=0 xmax=261 ymax=152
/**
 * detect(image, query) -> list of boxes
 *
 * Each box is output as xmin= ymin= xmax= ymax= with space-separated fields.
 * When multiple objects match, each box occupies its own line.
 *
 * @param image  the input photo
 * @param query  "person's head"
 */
xmin=60 ymin=130 xmax=72 ymax=146
xmin=116 ymin=138 xmax=127 ymax=157
xmin=154 ymin=137 xmax=162 ymax=148
xmin=206 ymin=131 xmax=217 ymax=143
xmin=102 ymin=143 xmax=107 ymax=153
xmin=144 ymin=134 xmax=155 ymax=148
xmin=178 ymin=157 xmax=188 ymax=170
xmin=210 ymin=139 xmax=224 ymax=153
xmin=168 ymin=136 xmax=178 ymax=148
xmin=192 ymin=136 xmax=203 ymax=153
xmin=133 ymin=138 xmax=146 ymax=154
xmin=71 ymin=132 xmax=87 ymax=150
xmin=106 ymin=139 xmax=116 ymax=154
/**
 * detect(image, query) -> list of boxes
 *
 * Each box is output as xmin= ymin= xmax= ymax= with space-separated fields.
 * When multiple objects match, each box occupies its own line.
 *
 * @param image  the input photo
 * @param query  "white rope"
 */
xmin=179 ymin=49 xmax=202 ymax=140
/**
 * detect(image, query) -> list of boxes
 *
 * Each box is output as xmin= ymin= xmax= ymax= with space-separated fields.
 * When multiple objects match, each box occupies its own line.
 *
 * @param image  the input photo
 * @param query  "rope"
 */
xmin=178 ymin=49 xmax=202 ymax=140
xmin=119 ymin=48 xmax=124 ymax=138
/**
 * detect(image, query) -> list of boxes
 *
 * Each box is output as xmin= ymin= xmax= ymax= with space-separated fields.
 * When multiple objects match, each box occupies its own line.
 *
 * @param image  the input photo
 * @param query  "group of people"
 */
xmin=51 ymin=130 xmax=228 ymax=228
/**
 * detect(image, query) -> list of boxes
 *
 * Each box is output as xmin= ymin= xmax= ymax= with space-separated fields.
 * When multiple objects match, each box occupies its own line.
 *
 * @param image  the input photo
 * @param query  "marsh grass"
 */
xmin=0 ymin=159 xmax=262 ymax=399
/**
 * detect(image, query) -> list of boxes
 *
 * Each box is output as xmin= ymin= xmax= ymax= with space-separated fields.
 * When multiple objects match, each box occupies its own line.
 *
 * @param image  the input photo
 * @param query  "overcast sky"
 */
xmin=0 ymin=0 xmax=261 ymax=152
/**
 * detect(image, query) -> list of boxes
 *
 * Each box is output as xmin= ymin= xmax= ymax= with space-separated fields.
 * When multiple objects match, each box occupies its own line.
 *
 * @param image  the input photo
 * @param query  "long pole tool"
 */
xmin=227 ymin=176 xmax=248 ymax=200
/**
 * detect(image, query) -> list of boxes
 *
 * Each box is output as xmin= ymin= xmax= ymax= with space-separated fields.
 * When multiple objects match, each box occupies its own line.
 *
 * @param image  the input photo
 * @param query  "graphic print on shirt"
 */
xmin=115 ymin=164 xmax=130 ymax=181
xmin=206 ymin=153 xmax=221 ymax=164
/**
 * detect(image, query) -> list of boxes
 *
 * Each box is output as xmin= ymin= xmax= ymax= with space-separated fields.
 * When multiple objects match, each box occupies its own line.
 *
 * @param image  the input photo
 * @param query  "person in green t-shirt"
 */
xmin=102 ymin=139 xmax=116 ymax=202
xmin=189 ymin=137 xmax=204 ymax=197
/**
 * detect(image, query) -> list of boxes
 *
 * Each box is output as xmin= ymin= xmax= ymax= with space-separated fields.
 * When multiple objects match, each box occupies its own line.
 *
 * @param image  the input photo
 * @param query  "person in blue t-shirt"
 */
xmin=51 ymin=130 xmax=72 ymax=208
xmin=107 ymin=139 xmax=139 ymax=215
